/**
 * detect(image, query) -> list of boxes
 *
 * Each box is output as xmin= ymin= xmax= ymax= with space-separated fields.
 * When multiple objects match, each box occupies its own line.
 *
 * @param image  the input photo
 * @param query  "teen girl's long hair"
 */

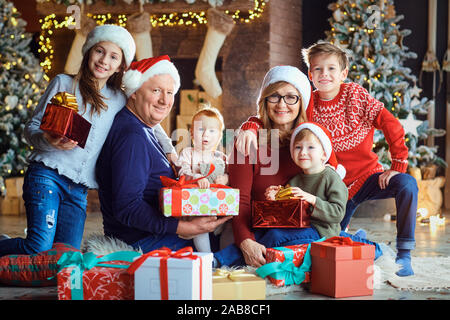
xmin=74 ymin=46 xmax=127 ymax=117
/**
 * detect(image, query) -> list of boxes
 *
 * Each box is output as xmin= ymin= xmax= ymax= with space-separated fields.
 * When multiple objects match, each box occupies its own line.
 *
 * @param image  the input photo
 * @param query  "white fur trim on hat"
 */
xmin=290 ymin=122 xmax=332 ymax=162
xmin=258 ymin=65 xmax=311 ymax=111
xmin=123 ymin=59 xmax=181 ymax=97
xmin=82 ymin=24 xmax=136 ymax=67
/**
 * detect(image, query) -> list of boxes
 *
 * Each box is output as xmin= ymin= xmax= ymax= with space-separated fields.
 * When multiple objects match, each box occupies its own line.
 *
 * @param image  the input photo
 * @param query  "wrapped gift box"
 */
xmin=0 ymin=196 xmax=25 ymax=215
xmin=160 ymin=187 xmax=239 ymax=217
xmin=263 ymin=244 xmax=311 ymax=286
xmin=130 ymin=247 xmax=213 ymax=300
xmin=40 ymin=92 xmax=91 ymax=148
xmin=56 ymin=251 xmax=140 ymax=300
xmin=252 ymin=199 xmax=311 ymax=228
xmin=310 ymin=237 xmax=375 ymax=298
xmin=5 ymin=177 xmax=24 ymax=198
xmin=212 ymin=268 xmax=266 ymax=300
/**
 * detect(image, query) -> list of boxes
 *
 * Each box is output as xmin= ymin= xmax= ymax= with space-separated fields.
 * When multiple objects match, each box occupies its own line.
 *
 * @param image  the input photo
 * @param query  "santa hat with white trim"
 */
xmin=290 ymin=121 xmax=346 ymax=179
xmin=122 ymin=55 xmax=181 ymax=97
xmin=82 ymin=24 xmax=136 ymax=68
xmin=257 ymin=65 xmax=314 ymax=114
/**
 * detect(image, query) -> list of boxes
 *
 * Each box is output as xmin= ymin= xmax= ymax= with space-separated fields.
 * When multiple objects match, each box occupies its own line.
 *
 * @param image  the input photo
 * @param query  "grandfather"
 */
xmin=95 ymin=55 xmax=231 ymax=252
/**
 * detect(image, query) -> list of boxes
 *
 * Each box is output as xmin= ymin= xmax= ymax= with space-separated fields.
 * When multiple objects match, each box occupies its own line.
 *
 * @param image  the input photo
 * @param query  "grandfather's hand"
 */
xmin=235 ymin=130 xmax=258 ymax=157
xmin=378 ymin=169 xmax=400 ymax=190
xmin=43 ymin=132 xmax=78 ymax=150
xmin=176 ymin=216 xmax=232 ymax=239
xmin=240 ymin=238 xmax=266 ymax=267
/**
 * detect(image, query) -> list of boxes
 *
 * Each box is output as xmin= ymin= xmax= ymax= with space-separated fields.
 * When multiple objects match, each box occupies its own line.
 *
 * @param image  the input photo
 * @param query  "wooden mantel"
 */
xmin=36 ymin=0 xmax=254 ymax=15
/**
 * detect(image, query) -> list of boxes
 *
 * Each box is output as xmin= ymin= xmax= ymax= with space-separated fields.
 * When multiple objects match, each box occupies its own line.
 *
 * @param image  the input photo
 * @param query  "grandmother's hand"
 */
xmin=43 ymin=132 xmax=78 ymax=150
xmin=235 ymin=130 xmax=258 ymax=157
xmin=240 ymin=238 xmax=266 ymax=267
xmin=176 ymin=216 xmax=232 ymax=239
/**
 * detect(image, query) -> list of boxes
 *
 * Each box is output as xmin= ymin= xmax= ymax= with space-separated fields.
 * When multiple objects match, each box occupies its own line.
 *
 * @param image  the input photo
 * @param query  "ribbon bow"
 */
xmin=51 ymin=92 xmax=78 ymax=111
xmin=160 ymin=164 xmax=230 ymax=189
xmin=256 ymin=238 xmax=325 ymax=286
xmin=55 ymin=250 xmax=141 ymax=300
xmin=213 ymin=268 xmax=258 ymax=281
xmin=320 ymin=236 xmax=363 ymax=260
xmin=127 ymin=246 xmax=202 ymax=300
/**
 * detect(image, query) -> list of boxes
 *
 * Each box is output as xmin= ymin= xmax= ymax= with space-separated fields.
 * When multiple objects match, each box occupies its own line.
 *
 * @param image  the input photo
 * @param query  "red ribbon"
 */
xmin=320 ymin=236 xmax=362 ymax=260
xmin=160 ymin=163 xmax=231 ymax=216
xmin=128 ymin=246 xmax=203 ymax=300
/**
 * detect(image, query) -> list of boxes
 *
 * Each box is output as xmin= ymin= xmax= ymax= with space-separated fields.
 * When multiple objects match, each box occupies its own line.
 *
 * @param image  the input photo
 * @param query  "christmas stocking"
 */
xmin=127 ymin=12 xmax=153 ymax=60
xmin=64 ymin=16 xmax=96 ymax=75
xmin=195 ymin=8 xmax=234 ymax=99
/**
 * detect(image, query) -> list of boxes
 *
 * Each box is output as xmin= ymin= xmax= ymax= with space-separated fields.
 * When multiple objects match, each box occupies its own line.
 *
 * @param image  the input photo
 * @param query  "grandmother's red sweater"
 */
xmin=241 ymin=82 xmax=409 ymax=200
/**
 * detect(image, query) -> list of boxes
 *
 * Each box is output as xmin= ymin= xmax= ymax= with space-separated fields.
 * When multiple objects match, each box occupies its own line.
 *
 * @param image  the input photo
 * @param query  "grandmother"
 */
xmin=95 ymin=55 xmax=231 ymax=253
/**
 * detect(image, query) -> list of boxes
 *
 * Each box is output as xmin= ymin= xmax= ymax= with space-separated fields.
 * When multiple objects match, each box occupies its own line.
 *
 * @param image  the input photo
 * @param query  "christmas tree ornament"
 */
xmin=194 ymin=8 xmax=234 ymax=99
xmin=127 ymin=11 xmax=153 ymax=60
xmin=64 ymin=13 xmax=96 ymax=75
xmin=399 ymin=112 xmax=422 ymax=136
xmin=409 ymin=83 xmax=422 ymax=98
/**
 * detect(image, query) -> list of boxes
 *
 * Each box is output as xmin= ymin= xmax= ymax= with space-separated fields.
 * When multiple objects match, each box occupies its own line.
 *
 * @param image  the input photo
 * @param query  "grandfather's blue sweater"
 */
xmin=96 ymin=107 xmax=178 ymax=244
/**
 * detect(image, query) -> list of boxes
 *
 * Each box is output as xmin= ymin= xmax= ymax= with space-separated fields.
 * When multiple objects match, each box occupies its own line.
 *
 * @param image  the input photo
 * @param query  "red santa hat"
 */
xmin=122 ymin=55 xmax=181 ymax=97
xmin=257 ymin=65 xmax=314 ymax=114
xmin=290 ymin=121 xmax=346 ymax=179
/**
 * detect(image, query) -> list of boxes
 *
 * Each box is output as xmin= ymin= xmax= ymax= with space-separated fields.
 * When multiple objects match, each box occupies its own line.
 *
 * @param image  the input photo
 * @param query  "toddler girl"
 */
xmin=176 ymin=106 xmax=228 ymax=252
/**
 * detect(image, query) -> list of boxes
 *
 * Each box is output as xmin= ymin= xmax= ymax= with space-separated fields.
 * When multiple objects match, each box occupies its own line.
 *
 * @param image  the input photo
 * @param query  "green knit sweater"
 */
xmin=287 ymin=167 xmax=348 ymax=239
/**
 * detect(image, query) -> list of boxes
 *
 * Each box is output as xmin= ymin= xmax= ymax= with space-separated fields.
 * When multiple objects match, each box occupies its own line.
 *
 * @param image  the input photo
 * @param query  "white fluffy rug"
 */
xmin=82 ymin=236 xmax=450 ymax=293
xmin=374 ymin=247 xmax=450 ymax=291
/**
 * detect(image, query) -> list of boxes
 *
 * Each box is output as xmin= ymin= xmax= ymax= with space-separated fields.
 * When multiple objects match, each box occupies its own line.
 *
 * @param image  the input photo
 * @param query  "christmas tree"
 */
xmin=0 ymin=0 xmax=47 ymax=195
xmin=325 ymin=0 xmax=446 ymax=170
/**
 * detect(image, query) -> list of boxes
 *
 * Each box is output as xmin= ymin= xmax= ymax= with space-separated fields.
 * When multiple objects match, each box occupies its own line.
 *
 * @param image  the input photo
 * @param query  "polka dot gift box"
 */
xmin=160 ymin=186 xmax=239 ymax=217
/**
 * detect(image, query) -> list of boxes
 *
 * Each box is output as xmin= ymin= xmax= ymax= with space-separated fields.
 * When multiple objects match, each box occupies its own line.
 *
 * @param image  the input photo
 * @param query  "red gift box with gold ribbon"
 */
xmin=310 ymin=236 xmax=375 ymax=298
xmin=252 ymin=199 xmax=311 ymax=228
xmin=39 ymin=92 xmax=91 ymax=148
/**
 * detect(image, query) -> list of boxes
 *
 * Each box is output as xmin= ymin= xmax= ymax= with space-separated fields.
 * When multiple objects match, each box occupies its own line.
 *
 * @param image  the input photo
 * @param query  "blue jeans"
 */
xmin=214 ymin=227 xmax=382 ymax=267
xmin=340 ymin=172 xmax=417 ymax=250
xmin=0 ymin=162 xmax=88 ymax=257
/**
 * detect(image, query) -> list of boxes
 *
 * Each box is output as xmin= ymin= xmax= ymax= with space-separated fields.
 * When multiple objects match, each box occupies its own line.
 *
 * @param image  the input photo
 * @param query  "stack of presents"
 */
xmin=53 ymin=183 xmax=376 ymax=300
xmin=1 ymin=92 xmax=376 ymax=300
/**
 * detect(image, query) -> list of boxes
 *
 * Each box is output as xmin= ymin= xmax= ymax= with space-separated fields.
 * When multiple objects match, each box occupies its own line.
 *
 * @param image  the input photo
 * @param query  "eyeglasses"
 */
xmin=266 ymin=94 xmax=300 ymax=105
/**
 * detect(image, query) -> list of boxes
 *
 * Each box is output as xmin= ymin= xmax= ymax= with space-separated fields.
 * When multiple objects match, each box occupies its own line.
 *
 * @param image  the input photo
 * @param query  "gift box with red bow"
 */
xmin=252 ymin=199 xmax=311 ymax=228
xmin=39 ymin=92 xmax=91 ymax=148
xmin=310 ymin=236 xmax=375 ymax=298
xmin=159 ymin=166 xmax=239 ymax=217
xmin=128 ymin=247 xmax=213 ymax=300
xmin=256 ymin=244 xmax=311 ymax=287
xmin=56 ymin=251 xmax=141 ymax=300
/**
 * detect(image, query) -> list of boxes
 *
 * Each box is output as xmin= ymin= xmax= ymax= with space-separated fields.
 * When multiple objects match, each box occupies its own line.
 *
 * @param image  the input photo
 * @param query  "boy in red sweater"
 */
xmin=238 ymin=42 xmax=418 ymax=276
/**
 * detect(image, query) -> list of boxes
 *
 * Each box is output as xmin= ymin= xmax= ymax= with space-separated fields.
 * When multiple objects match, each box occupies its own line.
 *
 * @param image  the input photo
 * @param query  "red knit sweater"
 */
xmin=241 ymin=82 xmax=409 ymax=200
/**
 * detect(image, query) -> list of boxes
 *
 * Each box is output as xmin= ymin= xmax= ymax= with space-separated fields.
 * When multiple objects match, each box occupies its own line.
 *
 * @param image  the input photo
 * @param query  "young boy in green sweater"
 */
xmin=265 ymin=122 xmax=381 ymax=257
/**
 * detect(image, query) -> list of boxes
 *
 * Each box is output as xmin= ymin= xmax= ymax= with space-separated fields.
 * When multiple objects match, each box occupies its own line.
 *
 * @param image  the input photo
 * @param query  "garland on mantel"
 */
xmin=36 ymin=0 xmax=265 ymax=7
xmin=38 ymin=0 xmax=267 ymax=74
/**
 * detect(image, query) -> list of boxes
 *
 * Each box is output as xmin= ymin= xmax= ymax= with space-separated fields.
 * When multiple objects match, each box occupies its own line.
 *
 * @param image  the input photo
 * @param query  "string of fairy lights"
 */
xmin=38 ymin=0 xmax=267 ymax=76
